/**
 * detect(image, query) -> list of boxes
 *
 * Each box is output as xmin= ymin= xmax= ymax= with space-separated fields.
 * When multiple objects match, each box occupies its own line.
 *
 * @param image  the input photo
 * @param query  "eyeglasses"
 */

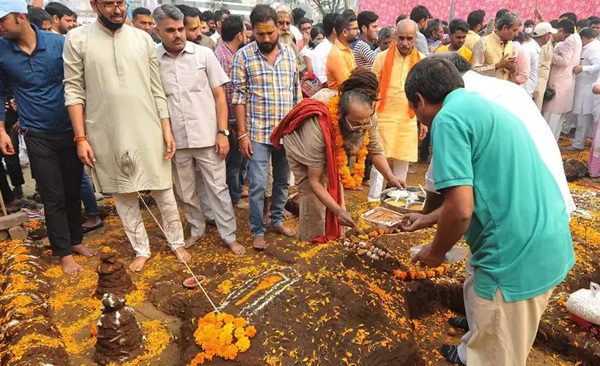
xmin=96 ymin=0 xmax=129 ymax=11
xmin=345 ymin=113 xmax=374 ymax=131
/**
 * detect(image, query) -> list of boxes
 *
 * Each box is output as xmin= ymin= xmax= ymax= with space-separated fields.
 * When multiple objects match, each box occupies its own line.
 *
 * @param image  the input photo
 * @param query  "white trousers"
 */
xmin=457 ymin=258 xmax=475 ymax=364
xmin=173 ymin=148 xmax=236 ymax=244
xmin=113 ymin=188 xmax=184 ymax=258
xmin=367 ymin=159 xmax=409 ymax=202
xmin=572 ymin=114 xmax=594 ymax=150
xmin=543 ymin=112 xmax=567 ymax=140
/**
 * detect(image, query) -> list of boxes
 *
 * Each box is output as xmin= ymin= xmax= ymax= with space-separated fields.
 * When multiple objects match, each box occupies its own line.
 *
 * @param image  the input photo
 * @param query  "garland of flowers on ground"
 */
xmin=328 ymin=95 xmax=369 ymax=190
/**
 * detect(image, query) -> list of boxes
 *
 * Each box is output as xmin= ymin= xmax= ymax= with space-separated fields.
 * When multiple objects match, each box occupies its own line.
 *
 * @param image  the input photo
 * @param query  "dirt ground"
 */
xmin=0 ymin=137 xmax=598 ymax=365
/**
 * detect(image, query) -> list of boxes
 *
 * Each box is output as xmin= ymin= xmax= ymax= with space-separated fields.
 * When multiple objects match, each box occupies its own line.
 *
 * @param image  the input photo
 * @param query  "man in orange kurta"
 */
xmin=325 ymin=13 xmax=358 ymax=90
xmin=368 ymin=19 xmax=427 ymax=202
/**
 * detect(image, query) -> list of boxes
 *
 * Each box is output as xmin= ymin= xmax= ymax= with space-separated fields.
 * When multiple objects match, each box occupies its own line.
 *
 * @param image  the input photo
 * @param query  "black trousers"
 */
xmin=419 ymin=131 xmax=431 ymax=162
xmin=0 ymin=107 xmax=25 ymax=203
xmin=25 ymin=130 xmax=83 ymax=257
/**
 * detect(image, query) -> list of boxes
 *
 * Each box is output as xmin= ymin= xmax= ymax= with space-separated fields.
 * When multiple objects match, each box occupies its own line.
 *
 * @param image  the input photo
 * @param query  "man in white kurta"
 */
xmin=568 ymin=30 xmax=600 ymax=150
xmin=63 ymin=1 xmax=191 ymax=272
xmin=153 ymin=5 xmax=245 ymax=255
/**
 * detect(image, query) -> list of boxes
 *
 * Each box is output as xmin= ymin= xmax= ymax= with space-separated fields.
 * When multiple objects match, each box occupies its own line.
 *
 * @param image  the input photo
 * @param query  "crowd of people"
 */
xmin=0 ymin=0 xmax=597 ymax=364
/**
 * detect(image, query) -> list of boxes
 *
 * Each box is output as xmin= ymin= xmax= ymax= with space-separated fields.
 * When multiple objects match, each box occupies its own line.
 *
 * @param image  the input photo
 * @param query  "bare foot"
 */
xmin=173 ymin=247 xmax=192 ymax=263
xmin=271 ymin=224 xmax=296 ymax=237
xmin=252 ymin=236 xmax=269 ymax=250
xmin=129 ymin=256 xmax=148 ymax=272
xmin=61 ymin=255 xmax=83 ymax=275
xmin=227 ymin=240 xmax=246 ymax=255
xmin=71 ymin=244 xmax=97 ymax=257
xmin=283 ymin=209 xmax=294 ymax=219
xmin=184 ymin=235 xmax=202 ymax=248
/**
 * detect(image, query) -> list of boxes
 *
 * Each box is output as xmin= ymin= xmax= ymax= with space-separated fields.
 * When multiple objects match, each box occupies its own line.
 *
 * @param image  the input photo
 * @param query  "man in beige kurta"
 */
xmin=63 ymin=3 xmax=191 ymax=272
xmin=472 ymin=12 xmax=519 ymax=81
xmin=534 ymin=39 xmax=555 ymax=110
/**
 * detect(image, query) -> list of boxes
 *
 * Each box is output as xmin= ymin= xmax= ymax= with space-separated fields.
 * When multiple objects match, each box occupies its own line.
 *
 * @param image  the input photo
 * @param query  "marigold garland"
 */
xmin=191 ymin=312 xmax=257 ymax=365
xmin=328 ymin=95 xmax=369 ymax=190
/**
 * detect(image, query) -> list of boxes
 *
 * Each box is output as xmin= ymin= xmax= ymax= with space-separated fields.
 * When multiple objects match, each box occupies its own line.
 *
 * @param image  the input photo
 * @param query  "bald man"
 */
xmin=368 ymin=19 xmax=427 ymax=202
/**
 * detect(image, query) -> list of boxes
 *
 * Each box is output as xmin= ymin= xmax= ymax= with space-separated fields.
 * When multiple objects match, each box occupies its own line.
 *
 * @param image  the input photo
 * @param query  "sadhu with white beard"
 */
xmin=275 ymin=4 xmax=306 ymax=75
xmin=270 ymin=69 xmax=406 ymax=242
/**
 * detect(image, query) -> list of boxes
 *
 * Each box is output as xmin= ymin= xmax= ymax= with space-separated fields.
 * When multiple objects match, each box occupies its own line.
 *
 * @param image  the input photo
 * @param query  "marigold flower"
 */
xmin=233 ymin=317 xmax=247 ymax=329
xmin=235 ymin=336 xmax=251 ymax=352
xmin=246 ymin=325 xmax=257 ymax=338
xmin=234 ymin=327 xmax=246 ymax=340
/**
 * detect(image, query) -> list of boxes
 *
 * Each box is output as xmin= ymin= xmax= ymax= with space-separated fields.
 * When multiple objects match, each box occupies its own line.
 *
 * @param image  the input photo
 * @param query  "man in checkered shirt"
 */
xmin=231 ymin=4 xmax=301 ymax=250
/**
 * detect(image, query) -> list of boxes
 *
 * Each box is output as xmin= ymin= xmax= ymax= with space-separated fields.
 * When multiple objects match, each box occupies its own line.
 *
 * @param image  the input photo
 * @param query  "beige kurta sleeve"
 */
xmin=472 ymin=38 xmax=496 ymax=77
xmin=63 ymin=30 xmax=86 ymax=106
xmin=368 ymin=114 xmax=384 ymax=156
xmin=146 ymin=35 xmax=170 ymax=119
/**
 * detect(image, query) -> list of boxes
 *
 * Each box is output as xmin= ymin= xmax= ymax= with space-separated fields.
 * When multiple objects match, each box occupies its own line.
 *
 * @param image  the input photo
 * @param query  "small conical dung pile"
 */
xmin=95 ymin=251 xmax=135 ymax=299
xmin=94 ymin=293 xmax=144 ymax=365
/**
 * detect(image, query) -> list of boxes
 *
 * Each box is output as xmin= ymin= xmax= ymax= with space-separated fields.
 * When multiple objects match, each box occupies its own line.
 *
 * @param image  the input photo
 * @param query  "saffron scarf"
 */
xmin=270 ymin=99 xmax=342 ymax=242
xmin=377 ymin=43 xmax=422 ymax=118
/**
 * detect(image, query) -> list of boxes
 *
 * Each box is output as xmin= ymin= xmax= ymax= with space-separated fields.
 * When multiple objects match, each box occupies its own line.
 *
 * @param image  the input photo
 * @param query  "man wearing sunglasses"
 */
xmin=64 ymin=0 xmax=192 ymax=272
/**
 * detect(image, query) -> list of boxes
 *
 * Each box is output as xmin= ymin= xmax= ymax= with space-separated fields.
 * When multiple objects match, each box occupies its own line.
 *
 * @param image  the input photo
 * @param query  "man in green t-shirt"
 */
xmin=401 ymin=57 xmax=574 ymax=366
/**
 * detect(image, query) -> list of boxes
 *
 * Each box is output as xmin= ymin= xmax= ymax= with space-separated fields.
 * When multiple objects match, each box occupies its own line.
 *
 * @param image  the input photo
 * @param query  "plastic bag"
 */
xmin=410 ymin=244 xmax=469 ymax=264
xmin=566 ymin=282 xmax=600 ymax=325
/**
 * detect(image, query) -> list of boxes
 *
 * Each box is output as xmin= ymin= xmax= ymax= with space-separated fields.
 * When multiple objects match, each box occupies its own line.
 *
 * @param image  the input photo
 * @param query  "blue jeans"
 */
xmin=226 ymin=133 xmax=249 ymax=204
xmin=248 ymin=141 xmax=290 ymax=237
xmin=81 ymin=170 xmax=99 ymax=216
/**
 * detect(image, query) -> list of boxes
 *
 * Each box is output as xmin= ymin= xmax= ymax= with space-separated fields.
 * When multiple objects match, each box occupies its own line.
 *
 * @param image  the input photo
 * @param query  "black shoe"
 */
xmin=448 ymin=316 xmax=469 ymax=331
xmin=440 ymin=345 xmax=465 ymax=365
xmin=206 ymin=219 xmax=216 ymax=227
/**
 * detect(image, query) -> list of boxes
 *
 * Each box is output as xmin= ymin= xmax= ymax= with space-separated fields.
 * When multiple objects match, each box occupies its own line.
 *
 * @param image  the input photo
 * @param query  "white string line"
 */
xmin=131 ymin=181 xmax=220 ymax=314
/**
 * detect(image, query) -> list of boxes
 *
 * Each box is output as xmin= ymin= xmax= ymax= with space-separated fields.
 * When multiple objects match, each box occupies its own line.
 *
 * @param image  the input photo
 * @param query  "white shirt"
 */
xmin=311 ymin=38 xmax=333 ymax=83
xmin=523 ymin=40 xmax=541 ymax=97
xmin=573 ymin=39 xmax=600 ymax=115
xmin=291 ymin=25 xmax=302 ymax=44
xmin=300 ymin=46 xmax=313 ymax=58
xmin=210 ymin=31 xmax=220 ymax=43
xmin=426 ymin=71 xmax=575 ymax=213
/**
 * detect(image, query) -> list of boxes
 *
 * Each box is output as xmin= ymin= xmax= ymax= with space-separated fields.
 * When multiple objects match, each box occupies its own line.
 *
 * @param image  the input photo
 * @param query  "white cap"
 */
xmin=532 ymin=22 xmax=558 ymax=37
xmin=0 ymin=0 xmax=27 ymax=19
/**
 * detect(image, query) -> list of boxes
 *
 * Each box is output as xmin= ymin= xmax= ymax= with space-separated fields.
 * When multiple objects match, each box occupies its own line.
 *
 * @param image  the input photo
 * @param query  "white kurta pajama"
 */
xmin=64 ymin=22 xmax=185 ymax=257
xmin=571 ymin=40 xmax=600 ymax=149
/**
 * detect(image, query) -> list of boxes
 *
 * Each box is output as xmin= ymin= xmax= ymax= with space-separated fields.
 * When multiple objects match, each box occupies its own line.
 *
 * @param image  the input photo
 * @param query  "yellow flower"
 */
xmin=234 ymin=327 xmax=246 ymax=340
xmin=235 ymin=336 xmax=251 ymax=352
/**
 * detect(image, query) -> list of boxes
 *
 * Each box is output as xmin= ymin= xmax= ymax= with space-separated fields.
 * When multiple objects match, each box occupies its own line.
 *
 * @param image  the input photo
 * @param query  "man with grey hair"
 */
xmin=472 ymin=11 xmax=521 ymax=80
xmin=64 ymin=0 xmax=192 ymax=272
xmin=375 ymin=27 xmax=394 ymax=54
xmin=153 ymin=5 xmax=245 ymax=255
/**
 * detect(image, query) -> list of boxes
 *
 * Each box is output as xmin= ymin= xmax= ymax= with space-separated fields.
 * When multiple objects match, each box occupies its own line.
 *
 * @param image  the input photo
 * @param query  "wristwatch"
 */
xmin=218 ymin=129 xmax=230 ymax=136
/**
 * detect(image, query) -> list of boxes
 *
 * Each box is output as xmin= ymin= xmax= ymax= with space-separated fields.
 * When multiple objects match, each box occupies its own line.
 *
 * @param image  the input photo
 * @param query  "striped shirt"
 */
xmin=214 ymin=41 xmax=236 ymax=126
xmin=352 ymin=38 xmax=377 ymax=68
xmin=231 ymin=41 xmax=300 ymax=144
